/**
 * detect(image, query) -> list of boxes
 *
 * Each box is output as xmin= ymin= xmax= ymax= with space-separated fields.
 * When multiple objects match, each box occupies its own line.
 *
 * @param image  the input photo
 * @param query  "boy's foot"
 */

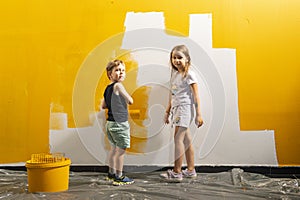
xmin=160 ymin=169 xmax=183 ymax=183
xmin=113 ymin=175 xmax=134 ymax=186
xmin=105 ymin=172 xmax=116 ymax=182
xmin=182 ymin=168 xmax=197 ymax=178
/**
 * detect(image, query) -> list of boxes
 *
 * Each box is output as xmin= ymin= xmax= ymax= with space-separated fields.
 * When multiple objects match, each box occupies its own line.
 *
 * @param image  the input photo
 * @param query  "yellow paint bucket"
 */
xmin=25 ymin=153 xmax=71 ymax=193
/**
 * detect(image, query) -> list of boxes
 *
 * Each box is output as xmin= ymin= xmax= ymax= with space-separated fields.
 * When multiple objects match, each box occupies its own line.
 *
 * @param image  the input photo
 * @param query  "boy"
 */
xmin=101 ymin=59 xmax=134 ymax=186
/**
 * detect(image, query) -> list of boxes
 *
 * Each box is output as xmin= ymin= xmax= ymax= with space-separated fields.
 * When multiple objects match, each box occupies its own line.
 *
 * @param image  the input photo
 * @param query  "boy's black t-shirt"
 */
xmin=104 ymin=82 xmax=128 ymax=122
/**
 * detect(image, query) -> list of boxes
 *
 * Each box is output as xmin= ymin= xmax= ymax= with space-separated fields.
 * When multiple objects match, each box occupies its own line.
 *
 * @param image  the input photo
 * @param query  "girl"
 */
xmin=160 ymin=45 xmax=203 ymax=182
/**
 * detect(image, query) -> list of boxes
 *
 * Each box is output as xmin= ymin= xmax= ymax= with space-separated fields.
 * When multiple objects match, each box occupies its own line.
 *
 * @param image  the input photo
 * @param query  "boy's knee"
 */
xmin=115 ymin=147 xmax=126 ymax=154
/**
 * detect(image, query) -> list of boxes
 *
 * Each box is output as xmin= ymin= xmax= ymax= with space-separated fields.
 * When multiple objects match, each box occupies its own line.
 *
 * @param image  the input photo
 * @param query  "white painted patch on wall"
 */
xmin=50 ymin=12 xmax=278 ymax=166
xmin=124 ymin=12 xmax=165 ymax=31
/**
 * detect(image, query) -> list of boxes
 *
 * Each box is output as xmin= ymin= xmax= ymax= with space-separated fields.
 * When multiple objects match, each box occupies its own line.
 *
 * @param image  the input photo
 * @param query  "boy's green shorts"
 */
xmin=105 ymin=121 xmax=130 ymax=149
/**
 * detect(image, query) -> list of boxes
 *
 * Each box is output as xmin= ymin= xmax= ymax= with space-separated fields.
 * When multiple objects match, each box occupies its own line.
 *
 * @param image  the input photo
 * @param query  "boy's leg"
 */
xmin=115 ymin=147 xmax=126 ymax=177
xmin=174 ymin=126 xmax=187 ymax=173
xmin=108 ymin=146 xmax=116 ymax=174
xmin=106 ymin=121 xmax=117 ymax=175
xmin=112 ymin=146 xmax=134 ymax=185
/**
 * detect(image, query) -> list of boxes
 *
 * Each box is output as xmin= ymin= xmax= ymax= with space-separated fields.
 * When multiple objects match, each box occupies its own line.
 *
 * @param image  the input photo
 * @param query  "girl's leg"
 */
xmin=183 ymin=128 xmax=195 ymax=171
xmin=174 ymin=126 xmax=187 ymax=173
xmin=115 ymin=147 xmax=126 ymax=177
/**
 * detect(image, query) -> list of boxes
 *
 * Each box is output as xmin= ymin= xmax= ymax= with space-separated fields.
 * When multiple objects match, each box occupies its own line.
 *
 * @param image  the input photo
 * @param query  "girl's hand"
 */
xmin=164 ymin=112 xmax=170 ymax=124
xmin=195 ymin=115 xmax=203 ymax=128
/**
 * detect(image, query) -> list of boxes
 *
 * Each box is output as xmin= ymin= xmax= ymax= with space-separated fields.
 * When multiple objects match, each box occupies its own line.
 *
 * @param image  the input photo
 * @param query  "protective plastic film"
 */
xmin=0 ymin=168 xmax=299 ymax=199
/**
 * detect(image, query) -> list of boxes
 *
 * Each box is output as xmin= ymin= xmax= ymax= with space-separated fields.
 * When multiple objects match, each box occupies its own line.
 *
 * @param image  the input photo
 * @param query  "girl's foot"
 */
xmin=160 ymin=169 xmax=183 ymax=182
xmin=182 ymin=168 xmax=197 ymax=178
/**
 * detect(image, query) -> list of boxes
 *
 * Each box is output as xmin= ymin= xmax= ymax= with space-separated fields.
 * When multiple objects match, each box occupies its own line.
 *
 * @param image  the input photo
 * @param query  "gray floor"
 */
xmin=1 ymin=168 xmax=299 ymax=199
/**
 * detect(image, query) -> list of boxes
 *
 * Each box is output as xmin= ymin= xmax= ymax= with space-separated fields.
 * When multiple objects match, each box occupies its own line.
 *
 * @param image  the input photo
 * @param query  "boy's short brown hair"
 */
xmin=106 ymin=59 xmax=123 ymax=78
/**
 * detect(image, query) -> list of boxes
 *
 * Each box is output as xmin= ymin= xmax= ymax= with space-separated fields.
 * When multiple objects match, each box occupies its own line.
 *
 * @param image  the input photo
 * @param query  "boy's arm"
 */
xmin=115 ymin=83 xmax=133 ymax=105
xmin=101 ymin=99 xmax=107 ymax=109
xmin=190 ymin=83 xmax=203 ymax=128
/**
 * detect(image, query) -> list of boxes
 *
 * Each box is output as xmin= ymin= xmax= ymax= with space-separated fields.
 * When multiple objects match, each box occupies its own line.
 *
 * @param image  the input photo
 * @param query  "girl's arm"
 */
xmin=190 ymin=83 xmax=203 ymax=128
xmin=114 ymin=82 xmax=133 ymax=105
xmin=164 ymin=91 xmax=172 ymax=124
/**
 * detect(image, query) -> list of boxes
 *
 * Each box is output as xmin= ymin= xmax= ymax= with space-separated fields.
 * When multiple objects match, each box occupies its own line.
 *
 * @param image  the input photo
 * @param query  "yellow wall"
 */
xmin=0 ymin=0 xmax=299 ymax=165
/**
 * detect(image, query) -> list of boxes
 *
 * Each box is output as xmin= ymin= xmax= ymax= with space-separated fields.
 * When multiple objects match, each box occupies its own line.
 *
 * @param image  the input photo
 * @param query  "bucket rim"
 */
xmin=26 ymin=158 xmax=71 ymax=169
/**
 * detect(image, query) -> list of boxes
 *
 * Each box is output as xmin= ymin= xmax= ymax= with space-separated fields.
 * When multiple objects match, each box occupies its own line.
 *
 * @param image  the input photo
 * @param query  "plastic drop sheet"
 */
xmin=0 ymin=168 xmax=299 ymax=199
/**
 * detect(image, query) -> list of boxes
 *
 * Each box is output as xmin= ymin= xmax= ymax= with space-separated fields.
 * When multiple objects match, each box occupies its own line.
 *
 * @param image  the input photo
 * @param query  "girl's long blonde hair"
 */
xmin=169 ymin=45 xmax=191 ymax=77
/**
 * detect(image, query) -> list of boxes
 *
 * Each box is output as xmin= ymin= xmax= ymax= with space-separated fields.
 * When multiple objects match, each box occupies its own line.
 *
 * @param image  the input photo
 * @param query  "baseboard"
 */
xmin=1 ymin=165 xmax=299 ymax=178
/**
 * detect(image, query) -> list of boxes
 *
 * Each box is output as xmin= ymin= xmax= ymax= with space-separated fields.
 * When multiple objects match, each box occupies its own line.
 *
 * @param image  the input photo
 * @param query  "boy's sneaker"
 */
xmin=160 ymin=169 xmax=183 ymax=182
xmin=105 ymin=172 xmax=116 ymax=182
xmin=182 ymin=168 xmax=197 ymax=178
xmin=113 ymin=175 xmax=134 ymax=186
